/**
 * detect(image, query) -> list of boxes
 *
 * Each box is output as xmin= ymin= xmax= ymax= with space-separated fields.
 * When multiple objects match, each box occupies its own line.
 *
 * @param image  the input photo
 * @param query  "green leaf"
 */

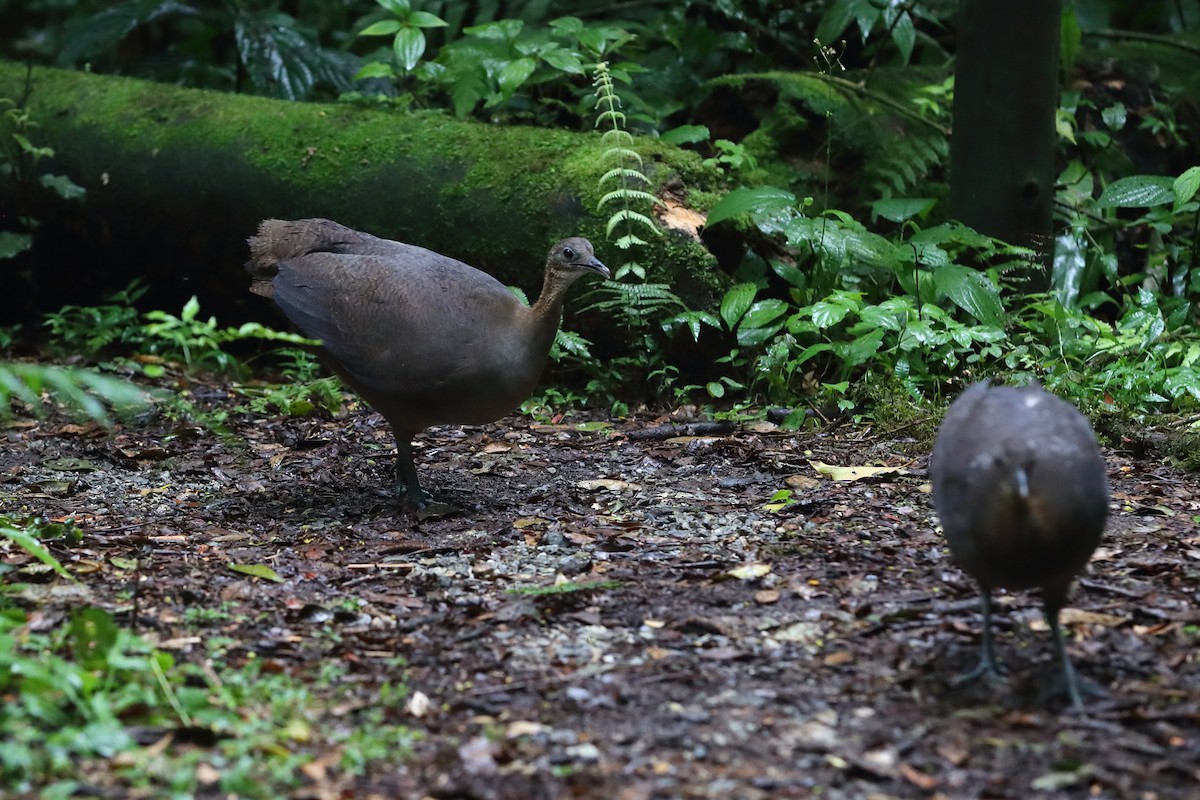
xmin=1101 ymin=102 xmax=1126 ymax=130
xmin=931 ymin=264 xmax=1005 ymax=327
xmin=891 ymin=11 xmax=915 ymax=64
xmin=1060 ymin=5 xmax=1081 ymax=76
xmin=393 ymin=26 xmax=426 ymax=71
xmin=376 ymin=0 xmax=411 ymax=15
xmin=359 ymin=19 xmax=402 ymax=36
xmin=465 ymin=19 xmax=523 ymax=40
xmin=790 ymin=342 xmax=833 ymax=368
xmin=706 ymin=381 xmax=726 ymax=398
xmin=810 ymin=299 xmax=853 ymax=328
xmin=1096 ymin=175 xmax=1174 ymax=208
xmin=408 ymin=11 xmax=447 ymax=28
xmin=834 ymin=327 xmax=886 ymax=367
xmin=706 ymin=186 xmax=796 ymax=226
xmin=498 ymin=57 xmax=537 ymax=96
xmin=40 ymin=173 xmax=86 ymax=201
xmin=228 ymin=563 xmax=284 ymax=583
xmin=540 ymin=47 xmax=583 ymax=74
xmin=871 ymin=197 xmax=935 ymax=223
xmin=719 ymin=283 xmax=758 ymax=329
xmin=1173 ymin=166 xmax=1200 ymax=210
xmin=660 ymin=125 xmax=711 ymax=146
xmin=739 ymin=299 xmax=789 ymax=332
xmin=0 ymin=231 xmax=33 ymax=260
xmin=355 ymin=61 xmax=395 ymax=80
xmin=0 ymin=523 xmax=77 ymax=581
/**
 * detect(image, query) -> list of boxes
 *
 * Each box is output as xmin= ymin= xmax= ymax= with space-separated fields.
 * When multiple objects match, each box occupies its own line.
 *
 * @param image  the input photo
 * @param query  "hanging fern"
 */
xmin=592 ymin=60 xmax=662 ymax=261
xmin=578 ymin=281 xmax=688 ymax=323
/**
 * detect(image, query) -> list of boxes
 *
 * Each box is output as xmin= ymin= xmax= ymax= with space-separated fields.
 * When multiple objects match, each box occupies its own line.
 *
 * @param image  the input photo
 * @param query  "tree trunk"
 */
xmin=0 ymin=61 xmax=718 ymax=327
xmin=949 ymin=0 xmax=1060 ymax=269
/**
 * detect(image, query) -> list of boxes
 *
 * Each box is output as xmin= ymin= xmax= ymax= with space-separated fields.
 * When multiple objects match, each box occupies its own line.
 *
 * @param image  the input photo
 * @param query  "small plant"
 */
xmin=0 ymin=605 xmax=420 ymax=797
xmin=355 ymin=0 xmax=449 ymax=76
xmin=42 ymin=281 xmax=148 ymax=356
xmin=0 ymin=516 xmax=79 ymax=583
xmin=0 ymin=362 xmax=151 ymax=426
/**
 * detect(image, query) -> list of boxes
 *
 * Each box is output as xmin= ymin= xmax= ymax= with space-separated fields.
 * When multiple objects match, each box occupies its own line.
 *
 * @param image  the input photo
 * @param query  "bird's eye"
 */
xmin=562 ymin=247 xmax=575 ymax=259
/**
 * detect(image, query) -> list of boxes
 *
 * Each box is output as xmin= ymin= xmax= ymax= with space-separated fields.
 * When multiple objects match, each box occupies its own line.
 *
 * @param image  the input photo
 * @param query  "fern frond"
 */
xmin=606 ymin=209 xmax=658 ymax=237
xmin=614 ymin=233 xmax=650 ymax=249
xmin=578 ymin=281 xmax=687 ymax=326
xmin=600 ymin=147 xmax=643 ymax=167
xmin=598 ymin=188 xmax=662 ymax=208
xmin=599 ymin=167 xmax=650 ymax=185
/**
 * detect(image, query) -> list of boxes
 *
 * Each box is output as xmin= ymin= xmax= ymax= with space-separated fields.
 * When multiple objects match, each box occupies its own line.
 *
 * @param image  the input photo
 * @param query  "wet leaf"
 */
xmin=727 ymin=563 xmax=772 ymax=580
xmin=808 ymin=460 xmax=910 ymax=481
xmin=228 ymin=563 xmax=284 ymax=583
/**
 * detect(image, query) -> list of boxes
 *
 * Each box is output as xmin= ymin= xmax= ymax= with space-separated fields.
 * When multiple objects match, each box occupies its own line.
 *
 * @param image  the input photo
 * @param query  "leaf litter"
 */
xmin=2 ymin=380 xmax=1199 ymax=798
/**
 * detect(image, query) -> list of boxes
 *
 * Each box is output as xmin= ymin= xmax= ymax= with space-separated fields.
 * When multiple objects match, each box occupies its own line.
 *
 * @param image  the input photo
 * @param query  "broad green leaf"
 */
xmin=739 ymin=299 xmax=789 ymax=331
xmin=1173 ymin=166 xmax=1200 ymax=210
xmin=932 ymin=264 xmax=1005 ymax=327
xmin=891 ymin=11 xmax=915 ymax=64
xmin=706 ymin=381 xmax=725 ymax=398
xmin=1096 ymin=175 xmax=1174 ymax=208
xmin=393 ymin=26 xmax=425 ymax=71
xmin=871 ymin=197 xmax=935 ymax=223
xmin=540 ymin=47 xmax=583 ymax=74
xmin=376 ymin=0 xmax=411 ymax=15
xmin=355 ymin=61 xmax=395 ymax=80
xmin=549 ymin=16 xmax=584 ymax=35
xmin=660 ymin=124 xmax=711 ymax=146
xmin=1101 ymin=102 xmax=1127 ymax=130
xmin=229 ymin=563 xmax=284 ymax=583
xmin=770 ymin=258 xmax=806 ymax=289
xmin=706 ymin=186 xmax=796 ymax=227
xmin=359 ymin=19 xmax=402 ymax=36
xmin=810 ymin=299 xmax=852 ymax=328
xmin=465 ymin=19 xmax=523 ymax=39
xmin=0 ymin=524 xmax=77 ymax=581
xmin=0 ymin=231 xmax=32 ymax=260
xmin=834 ymin=327 xmax=886 ymax=367
xmin=496 ymin=58 xmax=535 ymax=95
xmin=790 ymin=342 xmax=833 ymax=367
xmin=409 ymin=11 xmax=447 ymax=28
xmin=719 ymin=283 xmax=758 ymax=329
xmin=40 ymin=174 xmax=86 ymax=201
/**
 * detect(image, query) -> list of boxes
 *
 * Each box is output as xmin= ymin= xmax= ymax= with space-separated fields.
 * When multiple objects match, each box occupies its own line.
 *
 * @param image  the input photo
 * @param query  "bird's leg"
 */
xmin=394 ymin=440 xmax=429 ymax=509
xmin=1047 ymin=610 xmax=1084 ymax=711
xmin=956 ymin=588 xmax=1005 ymax=684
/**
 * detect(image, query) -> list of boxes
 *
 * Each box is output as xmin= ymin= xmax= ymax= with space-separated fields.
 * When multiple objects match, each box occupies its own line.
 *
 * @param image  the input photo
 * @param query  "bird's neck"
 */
xmin=531 ymin=268 xmax=578 ymax=324
xmin=525 ymin=268 xmax=578 ymax=356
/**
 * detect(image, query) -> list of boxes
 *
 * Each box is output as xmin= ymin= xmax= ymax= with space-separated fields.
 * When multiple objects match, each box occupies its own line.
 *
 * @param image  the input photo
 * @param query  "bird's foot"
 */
xmin=1037 ymin=671 xmax=1107 ymax=713
xmin=414 ymin=500 xmax=459 ymax=520
xmin=953 ymin=656 xmax=1006 ymax=687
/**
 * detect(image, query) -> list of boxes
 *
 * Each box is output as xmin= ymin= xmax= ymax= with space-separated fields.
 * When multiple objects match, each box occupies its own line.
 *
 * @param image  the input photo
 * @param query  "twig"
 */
xmin=627 ymin=421 xmax=736 ymax=441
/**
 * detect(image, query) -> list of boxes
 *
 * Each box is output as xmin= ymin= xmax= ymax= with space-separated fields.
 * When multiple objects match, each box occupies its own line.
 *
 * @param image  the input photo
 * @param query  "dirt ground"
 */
xmin=3 ymin=378 xmax=1199 ymax=799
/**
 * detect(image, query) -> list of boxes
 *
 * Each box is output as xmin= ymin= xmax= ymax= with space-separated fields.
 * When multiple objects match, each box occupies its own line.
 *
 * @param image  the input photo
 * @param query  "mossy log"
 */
xmin=0 ymin=61 xmax=721 ymax=328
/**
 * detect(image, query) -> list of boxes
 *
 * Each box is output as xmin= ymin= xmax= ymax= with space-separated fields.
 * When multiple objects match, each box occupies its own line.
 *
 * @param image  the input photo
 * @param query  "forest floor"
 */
xmin=3 ymin=376 xmax=1199 ymax=800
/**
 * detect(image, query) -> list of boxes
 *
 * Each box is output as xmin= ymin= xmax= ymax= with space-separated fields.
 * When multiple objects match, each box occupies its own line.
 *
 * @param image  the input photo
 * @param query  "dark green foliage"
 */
xmin=48 ymin=1 xmax=358 ymax=99
xmin=3 ymin=0 xmax=1199 ymax=425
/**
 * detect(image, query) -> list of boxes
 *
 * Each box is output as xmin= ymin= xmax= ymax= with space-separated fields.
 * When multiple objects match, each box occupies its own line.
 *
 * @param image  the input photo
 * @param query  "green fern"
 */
xmin=592 ymin=60 xmax=661 ymax=262
xmin=579 ymin=282 xmax=687 ymax=323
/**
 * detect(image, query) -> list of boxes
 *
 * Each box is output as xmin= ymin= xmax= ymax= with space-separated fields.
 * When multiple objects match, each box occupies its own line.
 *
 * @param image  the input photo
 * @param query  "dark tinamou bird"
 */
xmin=930 ymin=380 xmax=1109 ymax=709
xmin=246 ymin=218 xmax=609 ymax=507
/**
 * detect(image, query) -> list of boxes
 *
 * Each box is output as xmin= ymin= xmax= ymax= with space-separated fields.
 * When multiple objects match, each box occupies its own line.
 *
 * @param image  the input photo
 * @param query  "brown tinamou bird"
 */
xmin=246 ymin=218 xmax=609 ymax=507
xmin=930 ymin=380 xmax=1109 ymax=709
